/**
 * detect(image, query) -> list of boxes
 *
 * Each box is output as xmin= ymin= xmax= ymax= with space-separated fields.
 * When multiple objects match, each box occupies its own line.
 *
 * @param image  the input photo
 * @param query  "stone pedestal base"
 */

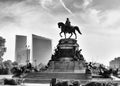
xmin=46 ymin=60 xmax=86 ymax=73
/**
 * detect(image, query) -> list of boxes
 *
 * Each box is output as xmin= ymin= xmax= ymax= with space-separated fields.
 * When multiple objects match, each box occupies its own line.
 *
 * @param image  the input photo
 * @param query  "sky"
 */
xmin=0 ymin=0 xmax=120 ymax=66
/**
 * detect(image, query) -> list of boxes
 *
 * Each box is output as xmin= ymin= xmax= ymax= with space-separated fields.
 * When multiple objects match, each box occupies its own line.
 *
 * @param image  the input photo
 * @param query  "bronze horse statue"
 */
xmin=58 ymin=22 xmax=82 ymax=39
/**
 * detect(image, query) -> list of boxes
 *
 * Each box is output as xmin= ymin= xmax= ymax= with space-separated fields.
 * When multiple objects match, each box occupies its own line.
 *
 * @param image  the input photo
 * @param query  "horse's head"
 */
xmin=58 ymin=22 xmax=64 ymax=28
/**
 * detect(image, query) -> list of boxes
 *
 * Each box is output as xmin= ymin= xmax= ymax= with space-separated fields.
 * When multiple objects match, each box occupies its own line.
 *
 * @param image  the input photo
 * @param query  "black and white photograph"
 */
xmin=0 ymin=0 xmax=120 ymax=86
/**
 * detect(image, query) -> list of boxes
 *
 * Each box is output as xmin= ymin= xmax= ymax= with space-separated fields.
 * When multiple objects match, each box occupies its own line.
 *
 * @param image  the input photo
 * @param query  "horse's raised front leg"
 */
xmin=59 ymin=32 xmax=62 ymax=37
xmin=69 ymin=33 xmax=73 ymax=38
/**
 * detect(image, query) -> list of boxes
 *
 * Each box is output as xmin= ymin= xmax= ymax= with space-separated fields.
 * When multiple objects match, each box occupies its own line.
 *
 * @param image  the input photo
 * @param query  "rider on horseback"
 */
xmin=65 ymin=18 xmax=71 ymax=28
xmin=58 ymin=18 xmax=82 ymax=39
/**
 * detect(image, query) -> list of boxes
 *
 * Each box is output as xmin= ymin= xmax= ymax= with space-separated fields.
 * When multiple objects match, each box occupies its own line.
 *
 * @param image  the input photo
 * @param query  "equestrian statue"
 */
xmin=58 ymin=18 xmax=82 ymax=39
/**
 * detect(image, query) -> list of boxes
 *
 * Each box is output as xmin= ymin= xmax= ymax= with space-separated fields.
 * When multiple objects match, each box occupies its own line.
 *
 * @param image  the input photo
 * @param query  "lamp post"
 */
xmin=26 ymin=45 xmax=30 ymax=64
xmin=34 ymin=59 xmax=37 ymax=68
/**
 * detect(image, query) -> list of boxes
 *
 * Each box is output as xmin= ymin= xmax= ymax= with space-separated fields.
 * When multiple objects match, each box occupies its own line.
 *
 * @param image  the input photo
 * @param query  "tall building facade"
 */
xmin=15 ymin=35 xmax=28 ymax=65
xmin=109 ymin=57 xmax=120 ymax=69
xmin=32 ymin=34 xmax=52 ymax=66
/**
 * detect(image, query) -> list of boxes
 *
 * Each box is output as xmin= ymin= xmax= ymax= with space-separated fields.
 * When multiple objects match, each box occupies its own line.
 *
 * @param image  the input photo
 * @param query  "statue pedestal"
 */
xmin=45 ymin=38 xmax=87 ymax=73
xmin=46 ymin=61 xmax=86 ymax=73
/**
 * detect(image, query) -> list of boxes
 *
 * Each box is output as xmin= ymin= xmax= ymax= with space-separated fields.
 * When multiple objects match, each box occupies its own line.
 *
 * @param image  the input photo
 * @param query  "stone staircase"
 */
xmin=23 ymin=72 xmax=91 ymax=83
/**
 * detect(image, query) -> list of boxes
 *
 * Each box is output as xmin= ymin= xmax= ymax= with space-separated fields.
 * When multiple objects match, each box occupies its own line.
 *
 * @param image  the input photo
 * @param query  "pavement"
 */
xmin=0 ymin=75 xmax=13 ymax=79
xmin=23 ymin=83 xmax=49 ymax=86
xmin=111 ymin=75 xmax=120 ymax=80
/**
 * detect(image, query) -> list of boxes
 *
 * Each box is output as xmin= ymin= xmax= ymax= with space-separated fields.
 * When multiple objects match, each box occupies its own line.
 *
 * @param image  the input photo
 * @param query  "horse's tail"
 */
xmin=75 ymin=26 xmax=82 ymax=35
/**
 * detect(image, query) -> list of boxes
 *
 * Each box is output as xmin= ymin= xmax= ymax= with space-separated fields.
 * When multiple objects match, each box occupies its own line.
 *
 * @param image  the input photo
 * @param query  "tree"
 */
xmin=3 ymin=60 xmax=13 ymax=74
xmin=12 ymin=61 xmax=18 ymax=67
xmin=0 ymin=36 xmax=6 ymax=59
xmin=3 ymin=60 xmax=13 ymax=68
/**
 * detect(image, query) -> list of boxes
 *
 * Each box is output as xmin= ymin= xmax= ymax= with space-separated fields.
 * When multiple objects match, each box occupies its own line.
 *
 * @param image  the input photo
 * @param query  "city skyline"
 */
xmin=0 ymin=0 xmax=120 ymax=66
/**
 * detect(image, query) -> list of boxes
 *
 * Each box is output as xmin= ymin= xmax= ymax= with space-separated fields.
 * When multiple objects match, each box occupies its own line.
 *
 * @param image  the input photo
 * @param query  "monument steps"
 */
xmin=24 ymin=72 xmax=91 ymax=80
xmin=24 ymin=72 xmax=91 ymax=83
xmin=24 ymin=79 xmax=50 ymax=83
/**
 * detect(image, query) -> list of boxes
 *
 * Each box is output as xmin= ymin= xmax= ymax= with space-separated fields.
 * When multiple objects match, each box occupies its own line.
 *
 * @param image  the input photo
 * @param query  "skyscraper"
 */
xmin=32 ymin=34 xmax=52 ymax=66
xmin=15 ymin=35 xmax=28 ymax=65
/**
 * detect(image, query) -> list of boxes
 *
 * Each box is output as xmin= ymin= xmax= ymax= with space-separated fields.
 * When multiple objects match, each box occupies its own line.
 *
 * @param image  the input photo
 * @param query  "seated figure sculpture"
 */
xmin=76 ymin=49 xmax=84 ymax=61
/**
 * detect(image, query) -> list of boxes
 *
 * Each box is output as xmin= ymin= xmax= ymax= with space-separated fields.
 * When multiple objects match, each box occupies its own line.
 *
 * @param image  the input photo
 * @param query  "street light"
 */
xmin=34 ymin=59 xmax=37 ymax=68
xmin=25 ymin=45 xmax=30 ymax=64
